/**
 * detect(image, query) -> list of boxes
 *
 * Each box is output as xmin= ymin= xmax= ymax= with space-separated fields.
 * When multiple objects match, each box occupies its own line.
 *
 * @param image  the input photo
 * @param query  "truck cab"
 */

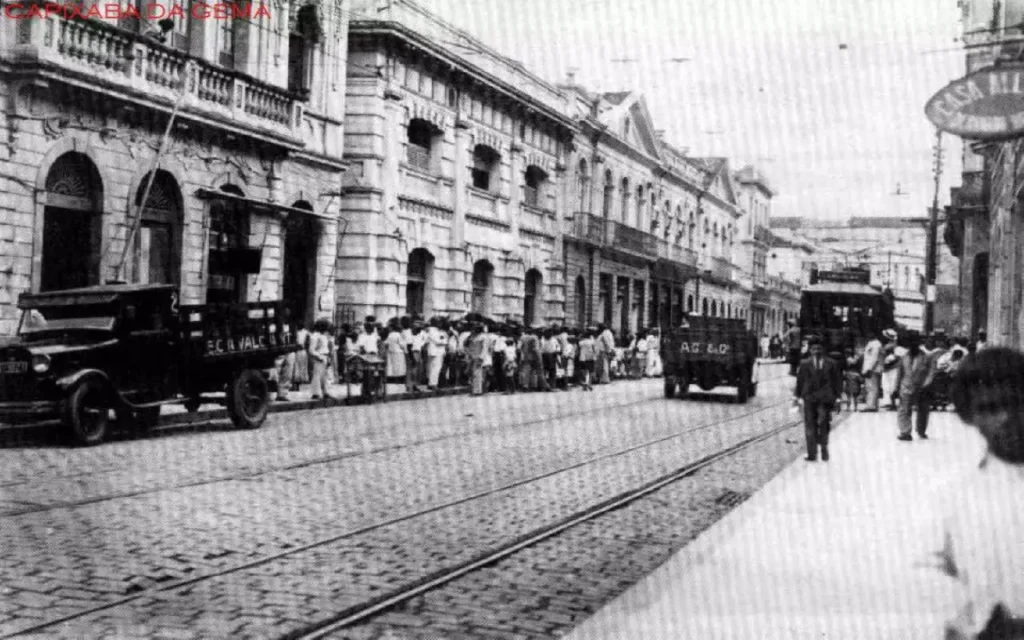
xmin=0 ymin=284 xmax=299 ymax=445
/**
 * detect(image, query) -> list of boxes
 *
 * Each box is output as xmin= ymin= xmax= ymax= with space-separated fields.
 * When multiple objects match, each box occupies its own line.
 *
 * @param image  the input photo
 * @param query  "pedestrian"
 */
xmin=894 ymin=330 xmax=939 ymax=441
xmin=409 ymin=320 xmax=426 ymax=391
xmin=843 ymin=347 xmax=863 ymax=412
xmin=383 ymin=319 xmax=407 ymax=381
xmin=541 ymin=327 xmax=560 ymax=390
xmin=577 ymin=328 xmax=596 ymax=391
xmin=502 ymin=330 xmax=518 ymax=394
xmin=881 ymin=329 xmax=903 ymax=410
xmin=292 ymin=322 xmax=311 ymax=389
xmin=519 ymin=327 xmax=545 ymax=391
xmin=467 ymin=323 xmax=487 ymax=396
xmin=760 ymin=333 xmax=771 ymax=360
xmin=974 ymin=329 xmax=988 ymax=354
xmin=308 ymin=318 xmax=336 ymax=401
xmin=929 ymin=347 xmax=1024 ymax=639
xmin=633 ymin=330 xmax=648 ymax=378
xmin=783 ymin=320 xmax=802 ymax=376
xmin=645 ymin=328 xmax=662 ymax=377
xmin=793 ymin=336 xmax=842 ymax=462
xmin=598 ymin=324 xmax=616 ymax=384
xmin=860 ymin=329 xmax=884 ymax=412
xmin=425 ymin=318 xmax=447 ymax=390
xmin=356 ymin=316 xmax=380 ymax=356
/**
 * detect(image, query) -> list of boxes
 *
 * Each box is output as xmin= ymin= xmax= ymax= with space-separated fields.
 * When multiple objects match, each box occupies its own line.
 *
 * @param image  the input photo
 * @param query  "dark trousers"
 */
xmin=803 ymin=400 xmax=833 ymax=458
xmin=788 ymin=349 xmax=801 ymax=376
xmin=493 ymin=351 xmax=507 ymax=392
xmin=898 ymin=391 xmax=931 ymax=437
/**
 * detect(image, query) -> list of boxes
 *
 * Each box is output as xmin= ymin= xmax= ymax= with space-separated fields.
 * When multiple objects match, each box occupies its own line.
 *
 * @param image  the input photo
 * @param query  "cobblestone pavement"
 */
xmin=0 ymin=366 xmax=795 ymax=638
xmin=326 ymin=420 xmax=819 ymax=640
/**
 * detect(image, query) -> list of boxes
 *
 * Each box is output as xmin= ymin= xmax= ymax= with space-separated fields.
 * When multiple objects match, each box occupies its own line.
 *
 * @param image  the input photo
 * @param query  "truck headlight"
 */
xmin=31 ymin=354 xmax=51 ymax=373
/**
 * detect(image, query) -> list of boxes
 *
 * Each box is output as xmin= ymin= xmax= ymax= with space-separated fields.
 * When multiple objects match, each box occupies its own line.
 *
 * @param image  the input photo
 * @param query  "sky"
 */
xmin=418 ymin=0 xmax=966 ymax=221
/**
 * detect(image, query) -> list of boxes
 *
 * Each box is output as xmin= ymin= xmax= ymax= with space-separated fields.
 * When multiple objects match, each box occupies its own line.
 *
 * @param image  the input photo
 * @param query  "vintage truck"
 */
xmin=661 ymin=316 xmax=760 ymax=403
xmin=0 ymin=283 xmax=301 ymax=445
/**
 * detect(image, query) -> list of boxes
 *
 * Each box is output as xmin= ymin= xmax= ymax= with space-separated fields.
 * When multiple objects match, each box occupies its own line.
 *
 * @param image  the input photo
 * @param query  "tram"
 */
xmin=799 ymin=267 xmax=895 ymax=356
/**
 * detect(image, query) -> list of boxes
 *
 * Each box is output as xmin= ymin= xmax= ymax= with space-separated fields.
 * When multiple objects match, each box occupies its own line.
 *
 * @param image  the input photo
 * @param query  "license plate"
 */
xmin=0 ymin=361 xmax=28 ymax=374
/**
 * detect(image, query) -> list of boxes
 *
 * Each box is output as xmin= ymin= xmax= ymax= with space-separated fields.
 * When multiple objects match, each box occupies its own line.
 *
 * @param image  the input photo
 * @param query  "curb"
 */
xmin=159 ymin=386 xmax=471 ymax=428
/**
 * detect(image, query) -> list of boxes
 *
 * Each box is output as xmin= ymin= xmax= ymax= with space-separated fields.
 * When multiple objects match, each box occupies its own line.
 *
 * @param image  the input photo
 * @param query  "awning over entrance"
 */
xmin=652 ymin=259 xmax=696 ymax=283
xmin=195 ymin=189 xmax=336 ymax=221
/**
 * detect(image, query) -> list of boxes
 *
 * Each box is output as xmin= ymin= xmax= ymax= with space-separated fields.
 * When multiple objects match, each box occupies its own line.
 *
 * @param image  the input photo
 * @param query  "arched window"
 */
xmin=727 ymin=302 xmax=732 ymax=318
xmin=407 ymin=119 xmax=440 ymax=172
xmin=471 ymin=259 xmax=494 ymax=315
xmin=471 ymin=145 xmax=499 ymax=192
xmin=41 ymin=152 xmax=103 ymax=292
xmin=711 ymin=300 xmax=718 ymax=317
xmin=407 ymin=248 xmax=435 ymax=317
xmin=524 ymin=269 xmax=543 ymax=325
xmin=620 ymin=177 xmax=630 ymax=224
xmin=132 ymin=170 xmax=183 ymax=286
xmin=207 ymin=184 xmax=252 ymax=304
xmin=576 ymin=159 xmax=590 ymax=213
xmin=283 ymin=202 xmax=319 ymax=325
xmin=575 ymin=275 xmax=587 ymax=328
xmin=288 ymin=4 xmax=320 ymax=96
xmin=702 ymin=298 xmax=709 ymax=316
xmin=687 ymin=294 xmax=694 ymax=312
xmin=602 ymin=170 xmax=614 ymax=219
xmin=688 ymin=210 xmax=696 ymax=249
xmin=524 ymin=165 xmax=547 ymax=208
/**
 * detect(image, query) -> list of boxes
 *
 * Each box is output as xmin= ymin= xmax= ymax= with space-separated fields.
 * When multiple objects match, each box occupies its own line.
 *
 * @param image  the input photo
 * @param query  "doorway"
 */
xmin=41 ymin=153 xmax=102 ymax=291
xmin=283 ymin=208 xmax=319 ymax=326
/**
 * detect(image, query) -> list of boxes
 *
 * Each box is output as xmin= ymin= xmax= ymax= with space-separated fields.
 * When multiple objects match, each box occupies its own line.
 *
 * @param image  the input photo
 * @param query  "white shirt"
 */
xmin=926 ymin=443 xmax=1024 ymax=636
xmin=426 ymin=326 xmax=447 ymax=357
xmin=862 ymin=339 xmax=882 ymax=375
xmin=356 ymin=330 xmax=379 ymax=355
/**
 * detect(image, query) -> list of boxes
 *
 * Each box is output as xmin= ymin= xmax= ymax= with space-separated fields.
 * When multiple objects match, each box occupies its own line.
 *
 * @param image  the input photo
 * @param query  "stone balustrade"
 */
xmin=11 ymin=12 xmax=302 ymax=140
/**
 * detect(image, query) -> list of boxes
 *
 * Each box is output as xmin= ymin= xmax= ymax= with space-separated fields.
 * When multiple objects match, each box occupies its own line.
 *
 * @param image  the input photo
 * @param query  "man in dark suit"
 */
xmin=794 ymin=336 xmax=843 ymax=461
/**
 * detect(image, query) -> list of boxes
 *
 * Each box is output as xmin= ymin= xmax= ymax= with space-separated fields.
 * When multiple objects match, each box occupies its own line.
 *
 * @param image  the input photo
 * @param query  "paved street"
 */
xmin=0 ymin=365 xmax=797 ymax=638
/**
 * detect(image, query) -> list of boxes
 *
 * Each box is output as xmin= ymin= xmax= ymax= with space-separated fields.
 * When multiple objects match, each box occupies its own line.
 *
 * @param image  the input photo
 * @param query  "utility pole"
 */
xmin=924 ymin=128 xmax=944 ymax=334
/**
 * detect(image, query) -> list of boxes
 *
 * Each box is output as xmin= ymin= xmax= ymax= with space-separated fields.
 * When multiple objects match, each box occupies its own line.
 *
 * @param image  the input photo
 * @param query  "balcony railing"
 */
xmin=608 ymin=219 xmax=658 ymax=257
xmin=567 ymin=212 xmax=607 ymax=244
xmin=10 ymin=13 xmax=301 ymax=140
xmin=709 ymin=256 xmax=734 ymax=282
xmin=656 ymin=238 xmax=697 ymax=266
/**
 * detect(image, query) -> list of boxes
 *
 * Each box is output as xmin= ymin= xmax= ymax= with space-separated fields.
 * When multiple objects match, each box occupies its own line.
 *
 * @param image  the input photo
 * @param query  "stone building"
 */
xmin=341 ymin=0 xmax=575 ymax=325
xmin=0 ymin=0 xmax=350 ymax=334
xmin=734 ymin=165 xmax=783 ymax=335
xmin=557 ymin=83 xmax=751 ymax=338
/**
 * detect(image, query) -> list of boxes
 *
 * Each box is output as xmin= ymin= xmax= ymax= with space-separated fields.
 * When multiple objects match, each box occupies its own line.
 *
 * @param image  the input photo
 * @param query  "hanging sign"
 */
xmin=924 ymin=65 xmax=1024 ymax=140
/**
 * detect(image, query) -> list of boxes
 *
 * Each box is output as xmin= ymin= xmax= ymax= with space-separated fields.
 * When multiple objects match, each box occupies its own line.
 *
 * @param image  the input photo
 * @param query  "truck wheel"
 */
xmin=664 ymin=377 xmax=676 ymax=398
xmin=736 ymin=379 xmax=750 ymax=404
xmin=116 ymin=406 xmax=161 ymax=432
xmin=65 ymin=379 xmax=110 ymax=446
xmin=677 ymin=373 xmax=691 ymax=399
xmin=226 ymin=369 xmax=269 ymax=429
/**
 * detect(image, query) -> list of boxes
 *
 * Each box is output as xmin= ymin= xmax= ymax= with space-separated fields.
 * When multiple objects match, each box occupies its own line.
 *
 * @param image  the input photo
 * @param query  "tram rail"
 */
xmin=4 ymin=388 xmax=812 ymax=639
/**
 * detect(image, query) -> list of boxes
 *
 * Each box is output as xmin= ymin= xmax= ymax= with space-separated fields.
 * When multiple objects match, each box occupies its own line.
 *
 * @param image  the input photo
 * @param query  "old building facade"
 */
xmin=341 ymin=0 xmax=575 ymax=325
xmin=734 ymin=165 xmax=777 ymax=335
xmin=0 ymin=0 xmax=350 ymax=334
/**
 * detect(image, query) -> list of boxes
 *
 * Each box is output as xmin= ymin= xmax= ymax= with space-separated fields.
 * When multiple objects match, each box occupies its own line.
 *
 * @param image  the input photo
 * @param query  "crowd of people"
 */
xmin=272 ymin=314 xmax=672 ymax=400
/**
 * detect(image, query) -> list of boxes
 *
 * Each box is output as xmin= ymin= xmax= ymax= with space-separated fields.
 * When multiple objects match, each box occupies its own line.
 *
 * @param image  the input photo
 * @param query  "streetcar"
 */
xmin=799 ymin=267 xmax=895 ymax=357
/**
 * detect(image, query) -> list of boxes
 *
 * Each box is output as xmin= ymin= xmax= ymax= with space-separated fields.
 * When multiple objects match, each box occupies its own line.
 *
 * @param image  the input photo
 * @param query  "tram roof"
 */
xmin=803 ymin=282 xmax=882 ymax=296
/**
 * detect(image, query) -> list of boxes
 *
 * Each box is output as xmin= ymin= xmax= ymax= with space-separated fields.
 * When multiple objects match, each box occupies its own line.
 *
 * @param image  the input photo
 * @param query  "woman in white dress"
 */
xmin=383 ymin=322 xmax=407 ymax=380
xmin=645 ymin=328 xmax=662 ymax=377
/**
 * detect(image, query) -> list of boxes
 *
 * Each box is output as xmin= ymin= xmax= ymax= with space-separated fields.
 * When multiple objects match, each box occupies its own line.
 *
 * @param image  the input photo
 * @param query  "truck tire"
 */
xmin=226 ymin=369 xmax=269 ymax=430
xmin=65 ymin=379 xmax=110 ymax=446
xmin=664 ymin=377 xmax=676 ymax=398
xmin=677 ymin=372 xmax=691 ymax=399
xmin=736 ymin=374 xmax=750 ymax=404
xmin=116 ymin=406 xmax=161 ymax=432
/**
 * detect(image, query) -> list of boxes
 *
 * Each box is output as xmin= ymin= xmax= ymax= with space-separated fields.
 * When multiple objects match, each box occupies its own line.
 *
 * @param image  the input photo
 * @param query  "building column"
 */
xmin=450 ymin=121 xmax=472 ymax=312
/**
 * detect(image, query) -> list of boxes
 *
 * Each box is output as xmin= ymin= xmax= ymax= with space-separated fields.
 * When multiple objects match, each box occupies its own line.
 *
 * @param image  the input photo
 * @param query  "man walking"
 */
xmin=894 ymin=330 xmax=939 ymax=441
xmin=861 ymin=330 xmax=884 ymax=411
xmin=794 ymin=336 xmax=842 ymax=461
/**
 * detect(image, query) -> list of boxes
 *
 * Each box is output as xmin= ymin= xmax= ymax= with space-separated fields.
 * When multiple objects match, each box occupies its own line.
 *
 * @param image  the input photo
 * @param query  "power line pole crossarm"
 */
xmin=924 ymin=128 xmax=943 ymax=335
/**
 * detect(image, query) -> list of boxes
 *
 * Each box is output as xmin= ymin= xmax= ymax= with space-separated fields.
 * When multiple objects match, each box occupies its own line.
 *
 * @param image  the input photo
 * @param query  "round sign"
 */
xmin=924 ymin=64 xmax=1024 ymax=140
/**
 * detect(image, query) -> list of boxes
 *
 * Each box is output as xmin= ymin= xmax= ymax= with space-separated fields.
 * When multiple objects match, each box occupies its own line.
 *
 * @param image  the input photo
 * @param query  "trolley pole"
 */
xmin=924 ymin=128 xmax=943 ymax=335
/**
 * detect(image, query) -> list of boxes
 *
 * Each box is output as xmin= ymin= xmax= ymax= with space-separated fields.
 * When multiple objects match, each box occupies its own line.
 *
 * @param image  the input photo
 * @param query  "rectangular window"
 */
xmin=171 ymin=0 xmax=191 ymax=50
xmin=472 ymin=168 xmax=490 ymax=191
xmin=219 ymin=18 xmax=235 ymax=67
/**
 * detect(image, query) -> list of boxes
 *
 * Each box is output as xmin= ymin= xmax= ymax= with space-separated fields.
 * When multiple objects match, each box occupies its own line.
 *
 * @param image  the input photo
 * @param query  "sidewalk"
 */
xmin=563 ymin=410 xmax=988 ymax=640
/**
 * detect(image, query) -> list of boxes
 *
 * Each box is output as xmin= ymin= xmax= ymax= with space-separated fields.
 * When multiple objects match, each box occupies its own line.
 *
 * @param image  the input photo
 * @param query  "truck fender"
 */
xmin=55 ymin=369 xmax=112 ymax=393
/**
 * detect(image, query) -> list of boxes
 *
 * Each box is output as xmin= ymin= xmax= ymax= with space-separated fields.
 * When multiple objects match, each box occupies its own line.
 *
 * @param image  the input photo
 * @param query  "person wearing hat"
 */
xmin=894 ymin=330 xmax=939 ymax=441
xmin=424 ymin=317 xmax=448 ymax=390
xmin=860 ymin=329 xmax=885 ymax=411
xmin=783 ymin=319 xmax=802 ymax=376
xmin=793 ymin=335 xmax=842 ymax=461
xmin=881 ymin=329 xmax=903 ymax=410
